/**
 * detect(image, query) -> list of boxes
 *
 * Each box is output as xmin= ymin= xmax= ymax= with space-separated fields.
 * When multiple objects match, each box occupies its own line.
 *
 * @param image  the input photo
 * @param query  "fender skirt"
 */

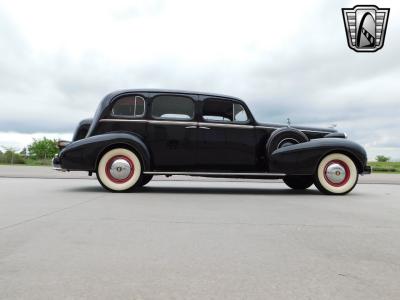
xmin=58 ymin=133 xmax=151 ymax=172
xmin=268 ymin=138 xmax=368 ymax=175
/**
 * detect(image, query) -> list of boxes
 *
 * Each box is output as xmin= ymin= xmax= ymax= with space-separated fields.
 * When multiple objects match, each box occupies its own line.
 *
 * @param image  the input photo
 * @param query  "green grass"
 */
xmin=368 ymin=161 xmax=400 ymax=174
xmin=0 ymin=158 xmax=52 ymax=166
xmin=24 ymin=158 xmax=53 ymax=166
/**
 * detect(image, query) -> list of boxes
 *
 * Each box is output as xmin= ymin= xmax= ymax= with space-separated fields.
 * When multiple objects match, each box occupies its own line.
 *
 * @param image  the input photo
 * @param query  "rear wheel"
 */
xmin=314 ymin=153 xmax=358 ymax=195
xmin=96 ymin=148 xmax=143 ymax=192
xmin=283 ymin=175 xmax=313 ymax=190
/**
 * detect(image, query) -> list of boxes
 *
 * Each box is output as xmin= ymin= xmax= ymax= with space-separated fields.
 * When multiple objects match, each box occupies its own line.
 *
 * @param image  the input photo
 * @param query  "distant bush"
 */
xmin=0 ymin=137 xmax=59 ymax=165
xmin=376 ymin=155 xmax=390 ymax=162
xmin=0 ymin=148 xmax=25 ymax=164
xmin=28 ymin=137 xmax=58 ymax=160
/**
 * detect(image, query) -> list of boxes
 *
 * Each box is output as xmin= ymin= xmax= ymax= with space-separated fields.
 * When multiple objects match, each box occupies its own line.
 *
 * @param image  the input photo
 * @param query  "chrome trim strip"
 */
xmin=149 ymin=120 xmax=197 ymax=126
xmin=99 ymin=119 xmax=197 ymax=126
xmin=52 ymin=166 xmax=67 ymax=172
xmin=143 ymin=171 xmax=286 ymax=176
xmin=198 ymin=122 xmax=253 ymax=129
xmin=100 ymin=119 xmax=252 ymax=128
xmin=299 ymin=129 xmax=333 ymax=134
xmin=277 ymin=138 xmax=300 ymax=148
xmin=255 ymin=125 xmax=333 ymax=134
xmin=255 ymin=125 xmax=279 ymax=130
xmin=100 ymin=119 xmax=146 ymax=123
xmin=100 ymin=119 xmax=332 ymax=134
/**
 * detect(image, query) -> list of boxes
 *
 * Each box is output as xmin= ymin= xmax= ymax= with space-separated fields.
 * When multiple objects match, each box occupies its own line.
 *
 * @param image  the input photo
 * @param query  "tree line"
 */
xmin=0 ymin=137 xmax=58 ymax=165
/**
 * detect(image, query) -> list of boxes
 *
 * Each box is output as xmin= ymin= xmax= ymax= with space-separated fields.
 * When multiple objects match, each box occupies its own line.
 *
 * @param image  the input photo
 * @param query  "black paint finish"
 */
xmin=269 ymin=138 xmax=368 ymax=175
xmin=72 ymin=118 xmax=92 ymax=141
xmin=55 ymin=89 xmax=370 ymax=177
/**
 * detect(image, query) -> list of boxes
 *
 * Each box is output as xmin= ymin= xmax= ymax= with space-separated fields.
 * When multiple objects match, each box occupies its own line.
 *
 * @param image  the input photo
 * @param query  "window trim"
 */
xmin=110 ymin=95 xmax=146 ymax=119
xmin=232 ymin=102 xmax=249 ymax=123
xmin=151 ymin=94 xmax=196 ymax=121
xmin=201 ymin=98 xmax=250 ymax=125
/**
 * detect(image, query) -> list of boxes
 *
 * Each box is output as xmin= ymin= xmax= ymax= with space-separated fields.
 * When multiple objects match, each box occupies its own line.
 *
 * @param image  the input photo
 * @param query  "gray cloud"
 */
xmin=0 ymin=0 xmax=399 ymax=159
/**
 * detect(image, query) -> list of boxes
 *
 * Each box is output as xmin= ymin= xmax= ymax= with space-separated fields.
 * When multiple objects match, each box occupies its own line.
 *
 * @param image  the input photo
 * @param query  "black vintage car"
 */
xmin=53 ymin=89 xmax=371 ymax=194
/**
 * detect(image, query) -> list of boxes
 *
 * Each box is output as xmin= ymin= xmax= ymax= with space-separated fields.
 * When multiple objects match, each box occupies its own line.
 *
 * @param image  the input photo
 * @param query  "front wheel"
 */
xmin=314 ymin=153 xmax=358 ymax=195
xmin=96 ymin=148 xmax=143 ymax=192
xmin=283 ymin=175 xmax=314 ymax=190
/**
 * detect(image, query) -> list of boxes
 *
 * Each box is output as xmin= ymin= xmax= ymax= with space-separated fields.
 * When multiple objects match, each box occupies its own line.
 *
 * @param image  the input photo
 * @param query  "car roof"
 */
xmin=102 ymin=89 xmax=243 ymax=105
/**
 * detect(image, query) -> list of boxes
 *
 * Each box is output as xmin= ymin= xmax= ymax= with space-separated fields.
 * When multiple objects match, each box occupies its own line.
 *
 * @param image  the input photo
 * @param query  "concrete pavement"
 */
xmin=0 ymin=167 xmax=400 ymax=299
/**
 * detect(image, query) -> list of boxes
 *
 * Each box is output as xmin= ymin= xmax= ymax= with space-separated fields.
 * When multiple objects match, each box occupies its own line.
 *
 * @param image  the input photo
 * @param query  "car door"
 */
xmin=146 ymin=93 xmax=198 ymax=171
xmin=197 ymin=96 xmax=257 ymax=171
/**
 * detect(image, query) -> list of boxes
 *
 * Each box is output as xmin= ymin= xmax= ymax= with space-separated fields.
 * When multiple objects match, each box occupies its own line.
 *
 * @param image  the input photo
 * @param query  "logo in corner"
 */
xmin=342 ymin=5 xmax=390 ymax=52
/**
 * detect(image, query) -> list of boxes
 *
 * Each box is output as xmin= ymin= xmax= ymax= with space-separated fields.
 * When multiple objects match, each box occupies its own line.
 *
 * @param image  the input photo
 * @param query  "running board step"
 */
xmin=143 ymin=171 xmax=286 ymax=178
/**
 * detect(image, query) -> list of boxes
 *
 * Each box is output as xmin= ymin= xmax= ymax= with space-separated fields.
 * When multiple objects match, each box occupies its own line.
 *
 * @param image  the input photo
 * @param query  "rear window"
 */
xmin=111 ymin=95 xmax=145 ymax=118
xmin=151 ymin=95 xmax=194 ymax=120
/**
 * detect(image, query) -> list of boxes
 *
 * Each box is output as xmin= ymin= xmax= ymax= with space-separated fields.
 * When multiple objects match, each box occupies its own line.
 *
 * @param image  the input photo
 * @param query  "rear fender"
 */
xmin=72 ymin=118 xmax=92 ymax=141
xmin=268 ymin=138 xmax=368 ymax=175
xmin=59 ymin=132 xmax=151 ymax=171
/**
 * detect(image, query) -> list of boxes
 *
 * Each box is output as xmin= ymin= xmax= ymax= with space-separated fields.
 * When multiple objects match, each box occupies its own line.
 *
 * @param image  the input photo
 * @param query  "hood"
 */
xmin=256 ymin=122 xmax=337 ymax=134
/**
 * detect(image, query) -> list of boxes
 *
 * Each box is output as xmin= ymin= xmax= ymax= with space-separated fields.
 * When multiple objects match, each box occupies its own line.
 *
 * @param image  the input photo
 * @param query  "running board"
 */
xmin=143 ymin=171 xmax=286 ymax=178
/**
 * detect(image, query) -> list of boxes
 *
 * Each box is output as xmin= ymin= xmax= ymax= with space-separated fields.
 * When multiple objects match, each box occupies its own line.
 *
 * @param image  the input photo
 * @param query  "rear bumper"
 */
xmin=52 ymin=155 xmax=67 ymax=172
xmin=362 ymin=165 xmax=372 ymax=175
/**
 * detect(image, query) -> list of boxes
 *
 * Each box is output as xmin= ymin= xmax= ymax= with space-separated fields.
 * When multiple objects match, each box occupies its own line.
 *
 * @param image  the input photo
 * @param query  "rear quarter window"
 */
xmin=111 ymin=95 xmax=145 ymax=118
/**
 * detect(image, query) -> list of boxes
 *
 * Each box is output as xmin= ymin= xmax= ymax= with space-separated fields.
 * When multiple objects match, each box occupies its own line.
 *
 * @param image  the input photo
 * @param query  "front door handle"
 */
xmin=185 ymin=125 xmax=197 ymax=129
xmin=199 ymin=126 xmax=210 ymax=130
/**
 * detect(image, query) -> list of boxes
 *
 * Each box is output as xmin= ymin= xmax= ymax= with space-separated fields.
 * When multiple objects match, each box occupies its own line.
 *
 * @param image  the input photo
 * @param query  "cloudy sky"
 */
xmin=0 ymin=0 xmax=399 ymax=160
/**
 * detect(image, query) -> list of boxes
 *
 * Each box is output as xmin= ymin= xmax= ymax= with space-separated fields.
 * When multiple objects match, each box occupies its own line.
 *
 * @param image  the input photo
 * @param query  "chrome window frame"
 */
xmin=232 ymin=102 xmax=249 ymax=123
xmin=110 ymin=95 xmax=146 ymax=119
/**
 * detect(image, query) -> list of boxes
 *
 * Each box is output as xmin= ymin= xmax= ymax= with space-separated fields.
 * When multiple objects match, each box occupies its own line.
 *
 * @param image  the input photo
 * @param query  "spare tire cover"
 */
xmin=266 ymin=128 xmax=309 ymax=158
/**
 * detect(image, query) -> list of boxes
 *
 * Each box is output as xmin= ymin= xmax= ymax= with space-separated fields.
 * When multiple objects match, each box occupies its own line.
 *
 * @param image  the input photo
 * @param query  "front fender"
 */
xmin=59 ymin=133 xmax=151 ymax=171
xmin=269 ymin=138 xmax=368 ymax=175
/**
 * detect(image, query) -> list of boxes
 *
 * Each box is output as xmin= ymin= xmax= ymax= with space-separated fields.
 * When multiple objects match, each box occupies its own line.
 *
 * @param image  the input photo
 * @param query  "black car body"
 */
xmin=53 ymin=89 xmax=371 ymax=194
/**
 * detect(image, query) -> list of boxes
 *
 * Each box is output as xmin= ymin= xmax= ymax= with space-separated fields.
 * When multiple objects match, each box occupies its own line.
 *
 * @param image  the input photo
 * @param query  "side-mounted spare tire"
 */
xmin=266 ymin=127 xmax=309 ymax=158
xmin=267 ymin=128 xmax=312 ymax=191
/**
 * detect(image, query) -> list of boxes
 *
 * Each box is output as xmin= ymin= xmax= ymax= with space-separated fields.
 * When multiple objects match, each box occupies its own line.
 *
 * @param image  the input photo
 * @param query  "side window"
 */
xmin=202 ymin=99 xmax=249 ymax=123
xmin=111 ymin=95 xmax=145 ymax=118
xmin=202 ymin=99 xmax=232 ymax=122
xmin=151 ymin=95 xmax=194 ymax=120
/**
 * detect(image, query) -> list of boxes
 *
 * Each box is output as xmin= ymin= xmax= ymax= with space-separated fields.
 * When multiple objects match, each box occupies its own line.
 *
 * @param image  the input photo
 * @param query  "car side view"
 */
xmin=53 ymin=89 xmax=371 ymax=194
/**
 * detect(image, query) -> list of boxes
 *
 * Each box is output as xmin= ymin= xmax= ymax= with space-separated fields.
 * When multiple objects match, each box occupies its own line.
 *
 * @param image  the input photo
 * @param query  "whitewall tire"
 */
xmin=96 ymin=148 xmax=142 ymax=192
xmin=314 ymin=153 xmax=358 ymax=195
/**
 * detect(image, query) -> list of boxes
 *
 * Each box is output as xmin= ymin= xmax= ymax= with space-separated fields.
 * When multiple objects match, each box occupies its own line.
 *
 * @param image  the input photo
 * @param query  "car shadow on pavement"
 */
xmin=66 ymin=185 xmax=321 ymax=195
xmin=139 ymin=186 xmax=321 ymax=195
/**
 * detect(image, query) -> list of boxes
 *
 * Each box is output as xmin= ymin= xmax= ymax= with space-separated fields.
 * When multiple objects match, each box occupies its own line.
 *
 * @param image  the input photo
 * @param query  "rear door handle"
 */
xmin=185 ymin=125 xmax=197 ymax=129
xmin=199 ymin=126 xmax=210 ymax=130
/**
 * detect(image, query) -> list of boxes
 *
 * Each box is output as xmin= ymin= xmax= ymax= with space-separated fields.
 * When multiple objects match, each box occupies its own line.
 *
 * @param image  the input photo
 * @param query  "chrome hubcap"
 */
xmin=109 ymin=159 xmax=131 ymax=180
xmin=325 ymin=163 xmax=346 ymax=184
